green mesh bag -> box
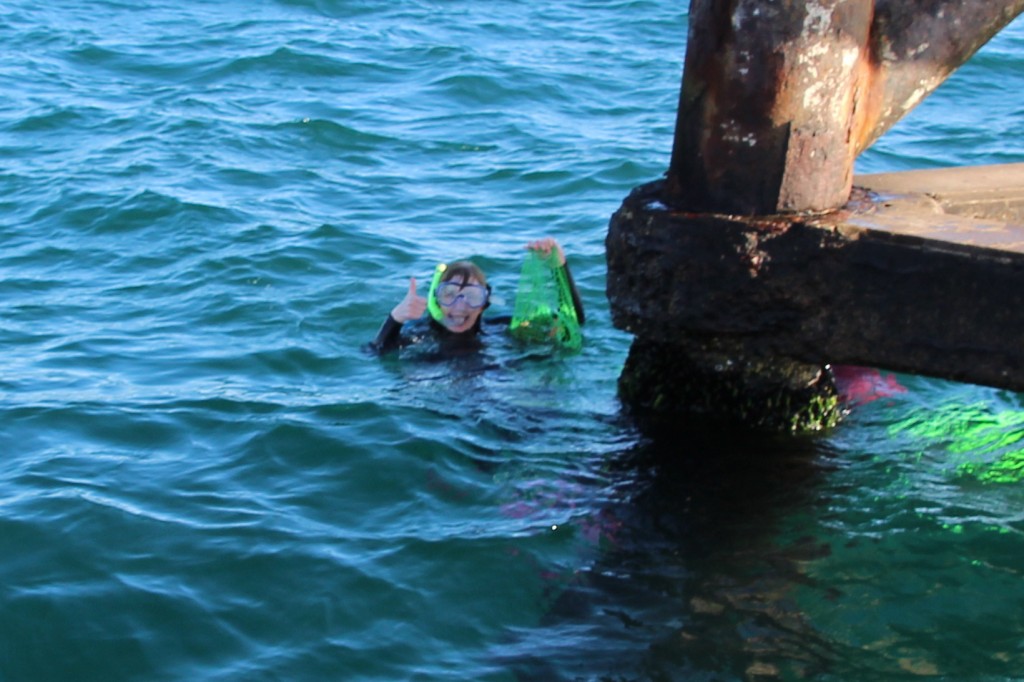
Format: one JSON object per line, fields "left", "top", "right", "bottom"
{"left": 509, "top": 250, "right": 582, "bottom": 350}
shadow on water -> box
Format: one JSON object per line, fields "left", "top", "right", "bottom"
{"left": 370, "top": 333, "right": 855, "bottom": 680}
{"left": 496, "top": 423, "right": 839, "bottom": 682}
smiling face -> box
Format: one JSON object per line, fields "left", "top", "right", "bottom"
{"left": 435, "top": 274, "right": 487, "bottom": 333}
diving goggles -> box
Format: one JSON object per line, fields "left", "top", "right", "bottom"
{"left": 435, "top": 281, "right": 489, "bottom": 308}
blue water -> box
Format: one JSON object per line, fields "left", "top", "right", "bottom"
{"left": 3, "top": 2, "right": 1024, "bottom": 680}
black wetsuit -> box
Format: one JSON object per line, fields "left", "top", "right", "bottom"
{"left": 370, "top": 262, "right": 585, "bottom": 354}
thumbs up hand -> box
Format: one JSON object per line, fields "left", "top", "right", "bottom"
{"left": 391, "top": 277, "right": 427, "bottom": 323}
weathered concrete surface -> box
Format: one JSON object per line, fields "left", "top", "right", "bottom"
{"left": 858, "top": 163, "right": 1024, "bottom": 225}
{"left": 607, "top": 163, "right": 1024, "bottom": 427}
{"left": 665, "top": 0, "right": 1024, "bottom": 215}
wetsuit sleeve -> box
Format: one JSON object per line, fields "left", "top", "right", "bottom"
{"left": 370, "top": 314, "right": 404, "bottom": 353}
{"left": 560, "top": 262, "right": 585, "bottom": 325}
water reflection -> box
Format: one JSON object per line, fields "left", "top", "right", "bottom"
{"left": 383, "top": 341, "right": 1024, "bottom": 680}
{"left": 497, "top": 425, "right": 837, "bottom": 681}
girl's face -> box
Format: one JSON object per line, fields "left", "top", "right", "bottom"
{"left": 435, "top": 275, "right": 487, "bottom": 333}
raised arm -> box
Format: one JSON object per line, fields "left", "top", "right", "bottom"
{"left": 526, "top": 238, "right": 585, "bottom": 325}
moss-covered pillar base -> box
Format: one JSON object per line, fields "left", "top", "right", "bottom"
{"left": 619, "top": 338, "right": 841, "bottom": 434}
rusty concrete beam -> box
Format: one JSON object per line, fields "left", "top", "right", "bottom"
{"left": 667, "top": 0, "right": 873, "bottom": 215}
{"left": 607, "top": 164, "right": 1024, "bottom": 395}
{"left": 665, "top": 0, "right": 1024, "bottom": 216}
{"left": 861, "top": 0, "right": 1024, "bottom": 154}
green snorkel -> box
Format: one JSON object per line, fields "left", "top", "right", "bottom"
{"left": 426, "top": 262, "right": 447, "bottom": 323}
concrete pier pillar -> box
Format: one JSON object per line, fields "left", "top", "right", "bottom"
{"left": 610, "top": 0, "right": 1024, "bottom": 432}
{"left": 667, "top": 0, "right": 873, "bottom": 215}
{"left": 666, "top": 0, "right": 1024, "bottom": 216}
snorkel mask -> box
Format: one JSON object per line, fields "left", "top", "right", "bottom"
{"left": 426, "top": 261, "right": 492, "bottom": 326}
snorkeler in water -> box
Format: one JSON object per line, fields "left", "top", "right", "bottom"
{"left": 370, "top": 237, "right": 585, "bottom": 353}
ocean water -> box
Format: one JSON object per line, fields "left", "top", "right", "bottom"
{"left": 2, "top": 2, "right": 1024, "bottom": 680}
